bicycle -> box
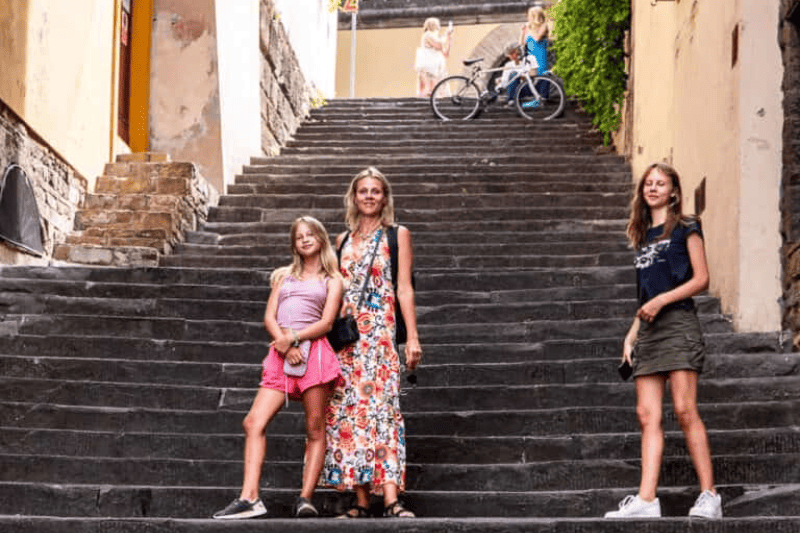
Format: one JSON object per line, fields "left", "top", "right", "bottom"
{"left": 429, "top": 57, "right": 565, "bottom": 122}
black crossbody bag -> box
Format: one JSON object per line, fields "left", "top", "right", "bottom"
{"left": 327, "top": 229, "right": 382, "bottom": 352}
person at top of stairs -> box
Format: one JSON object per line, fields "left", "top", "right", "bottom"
{"left": 321, "top": 167, "right": 421, "bottom": 519}
{"left": 605, "top": 162, "right": 722, "bottom": 520}
{"left": 213, "top": 216, "right": 344, "bottom": 519}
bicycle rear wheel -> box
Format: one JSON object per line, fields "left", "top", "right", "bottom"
{"left": 430, "top": 76, "right": 481, "bottom": 120}
{"left": 515, "top": 76, "right": 565, "bottom": 121}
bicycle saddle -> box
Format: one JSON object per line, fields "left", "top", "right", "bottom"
{"left": 462, "top": 58, "right": 483, "bottom": 66}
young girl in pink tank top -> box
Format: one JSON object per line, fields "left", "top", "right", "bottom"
{"left": 213, "top": 216, "right": 343, "bottom": 520}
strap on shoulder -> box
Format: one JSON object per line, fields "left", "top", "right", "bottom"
{"left": 336, "top": 231, "right": 351, "bottom": 264}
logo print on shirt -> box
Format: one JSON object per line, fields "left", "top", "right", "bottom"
{"left": 635, "top": 239, "right": 671, "bottom": 270}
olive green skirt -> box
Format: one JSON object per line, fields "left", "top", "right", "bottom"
{"left": 632, "top": 306, "right": 705, "bottom": 378}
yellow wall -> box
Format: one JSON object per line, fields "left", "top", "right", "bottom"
{"left": 630, "top": 0, "right": 783, "bottom": 332}
{"left": 0, "top": 0, "right": 118, "bottom": 189}
{"left": 336, "top": 24, "right": 500, "bottom": 98}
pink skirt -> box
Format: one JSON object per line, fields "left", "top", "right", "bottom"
{"left": 260, "top": 337, "right": 343, "bottom": 401}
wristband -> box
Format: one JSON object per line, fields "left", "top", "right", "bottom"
{"left": 291, "top": 329, "right": 300, "bottom": 347}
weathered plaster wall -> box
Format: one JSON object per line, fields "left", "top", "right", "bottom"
{"left": 629, "top": 0, "right": 783, "bottom": 333}
{"left": 150, "top": 0, "right": 224, "bottom": 193}
{"left": 0, "top": 0, "right": 116, "bottom": 189}
{"left": 216, "top": 0, "right": 262, "bottom": 192}
{"left": 335, "top": 24, "right": 501, "bottom": 98}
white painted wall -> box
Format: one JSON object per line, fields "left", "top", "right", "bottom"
{"left": 215, "top": 0, "right": 262, "bottom": 192}
{"left": 274, "top": 0, "right": 338, "bottom": 97}
{"left": 736, "top": 0, "right": 783, "bottom": 331}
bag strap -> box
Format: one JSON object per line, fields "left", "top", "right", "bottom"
{"left": 353, "top": 229, "right": 383, "bottom": 313}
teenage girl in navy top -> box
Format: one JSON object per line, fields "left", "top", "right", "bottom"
{"left": 605, "top": 163, "right": 722, "bottom": 519}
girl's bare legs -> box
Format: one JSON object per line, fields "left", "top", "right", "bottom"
{"left": 635, "top": 374, "right": 667, "bottom": 501}
{"left": 239, "top": 387, "right": 285, "bottom": 501}
{"left": 299, "top": 383, "right": 333, "bottom": 499}
{"left": 669, "top": 370, "right": 715, "bottom": 492}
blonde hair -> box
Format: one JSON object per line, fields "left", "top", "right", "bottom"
{"left": 423, "top": 17, "right": 441, "bottom": 33}
{"left": 526, "top": 6, "right": 549, "bottom": 37}
{"left": 344, "top": 167, "right": 395, "bottom": 232}
{"left": 270, "top": 216, "right": 341, "bottom": 287}
{"left": 626, "top": 162, "right": 694, "bottom": 249}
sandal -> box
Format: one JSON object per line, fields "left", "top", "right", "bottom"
{"left": 336, "top": 505, "right": 370, "bottom": 519}
{"left": 383, "top": 500, "right": 415, "bottom": 518}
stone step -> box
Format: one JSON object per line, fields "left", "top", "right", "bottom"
{"left": 0, "top": 450, "right": 796, "bottom": 492}
{"left": 159, "top": 251, "right": 634, "bottom": 270}
{"left": 0, "top": 350, "right": 791, "bottom": 394}
{"left": 206, "top": 206, "right": 630, "bottom": 225}
{"left": 188, "top": 229, "right": 629, "bottom": 246}
{"left": 3, "top": 399, "right": 797, "bottom": 439}
{"left": 1, "top": 512, "right": 799, "bottom": 529}
{"left": 243, "top": 160, "right": 629, "bottom": 175}
{"left": 74, "top": 210, "right": 181, "bottom": 231}
{"left": 216, "top": 192, "right": 630, "bottom": 210}
{"left": 234, "top": 171, "right": 631, "bottom": 184}
{"left": 52, "top": 244, "right": 161, "bottom": 268}
{"left": 0, "top": 330, "right": 777, "bottom": 368}
{"left": 248, "top": 152, "right": 621, "bottom": 167}
{"left": 3, "top": 426, "right": 796, "bottom": 466}
{"left": 1, "top": 374, "right": 795, "bottom": 412}
{"left": 226, "top": 180, "right": 632, "bottom": 196}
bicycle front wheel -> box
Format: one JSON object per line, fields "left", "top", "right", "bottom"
{"left": 515, "top": 76, "right": 565, "bottom": 121}
{"left": 430, "top": 76, "right": 481, "bottom": 121}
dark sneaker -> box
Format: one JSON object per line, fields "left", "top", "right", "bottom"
{"left": 294, "top": 496, "right": 319, "bottom": 518}
{"left": 212, "top": 498, "right": 267, "bottom": 519}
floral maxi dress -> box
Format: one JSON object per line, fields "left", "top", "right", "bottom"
{"left": 321, "top": 230, "right": 407, "bottom": 494}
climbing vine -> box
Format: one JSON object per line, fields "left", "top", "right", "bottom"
{"left": 550, "top": 0, "right": 630, "bottom": 144}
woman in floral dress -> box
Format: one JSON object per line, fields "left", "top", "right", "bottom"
{"left": 321, "top": 167, "right": 422, "bottom": 518}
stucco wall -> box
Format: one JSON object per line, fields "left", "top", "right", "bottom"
{"left": 0, "top": 0, "right": 116, "bottom": 189}
{"left": 150, "top": 0, "right": 224, "bottom": 193}
{"left": 335, "top": 24, "right": 502, "bottom": 98}
{"left": 629, "top": 0, "right": 783, "bottom": 332}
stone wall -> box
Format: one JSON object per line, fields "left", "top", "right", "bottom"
{"left": 781, "top": 0, "right": 800, "bottom": 343}
{"left": 260, "top": 0, "right": 312, "bottom": 156}
{"left": 0, "top": 99, "right": 87, "bottom": 264}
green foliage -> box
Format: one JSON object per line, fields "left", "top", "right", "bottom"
{"left": 550, "top": 0, "right": 630, "bottom": 144}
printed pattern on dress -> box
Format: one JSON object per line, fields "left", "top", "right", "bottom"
{"left": 321, "top": 231, "right": 406, "bottom": 494}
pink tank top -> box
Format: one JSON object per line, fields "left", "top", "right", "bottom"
{"left": 276, "top": 275, "right": 328, "bottom": 330}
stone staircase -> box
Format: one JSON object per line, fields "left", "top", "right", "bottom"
{"left": 52, "top": 152, "right": 216, "bottom": 267}
{"left": 0, "top": 98, "right": 799, "bottom": 532}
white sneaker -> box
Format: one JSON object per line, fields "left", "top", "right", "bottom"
{"left": 689, "top": 490, "right": 722, "bottom": 519}
{"left": 604, "top": 494, "right": 661, "bottom": 518}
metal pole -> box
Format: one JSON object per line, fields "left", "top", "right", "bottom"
{"left": 349, "top": 11, "right": 356, "bottom": 97}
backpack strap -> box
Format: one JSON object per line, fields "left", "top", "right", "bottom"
{"left": 387, "top": 225, "right": 399, "bottom": 293}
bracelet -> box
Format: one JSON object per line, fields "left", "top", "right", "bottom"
{"left": 291, "top": 329, "right": 300, "bottom": 347}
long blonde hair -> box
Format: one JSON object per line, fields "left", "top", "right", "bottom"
{"left": 423, "top": 17, "right": 441, "bottom": 33}
{"left": 526, "top": 6, "right": 549, "bottom": 38}
{"left": 270, "top": 216, "right": 341, "bottom": 287}
{"left": 344, "top": 167, "right": 396, "bottom": 232}
{"left": 626, "top": 162, "right": 695, "bottom": 249}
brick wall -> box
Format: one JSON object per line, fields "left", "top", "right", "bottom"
{"left": 780, "top": 0, "right": 800, "bottom": 341}
{"left": 260, "top": 0, "right": 311, "bottom": 156}
{"left": 0, "top": 99, "right": 87, "bottom": 264}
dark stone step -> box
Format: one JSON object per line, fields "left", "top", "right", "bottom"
{"left": 216, "top": 192, "right": 630, "bottom": 210}
{"left": 3, "top": 424, "right": 796, "bottom": 466}
{"left": 188, "top": 229, "right": 630, "bottom": 247}
{"left": 234, "top": 171, "right": 631, "bottom": 185}
{"left": 160, "top": 251, "right": 634, "bottom": 270}
{"left": 0, "top": 265, "right": 272, "bottom": 287}
{"left": 226, "top": 180, "right": 631, "bottom": 196}
{"left": 4, "top": 399, "right": 797, "bottom": 436}
{"left": 1, "top": 374, "right": 796, "bottom": 412}
{"left": 2, "top": 345, "right": 783, "bottom": 392}
{"left": 0, "top": 482, "right": 729, "bottom": 520}
{"left": 0, "top": 451, "right": 796, "bottom": 491}
{"left": 242, "top": 161, "right": 629, "bottom": 176}
{"left": 171, "top": 240, "right": 632, "bottom": 258}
